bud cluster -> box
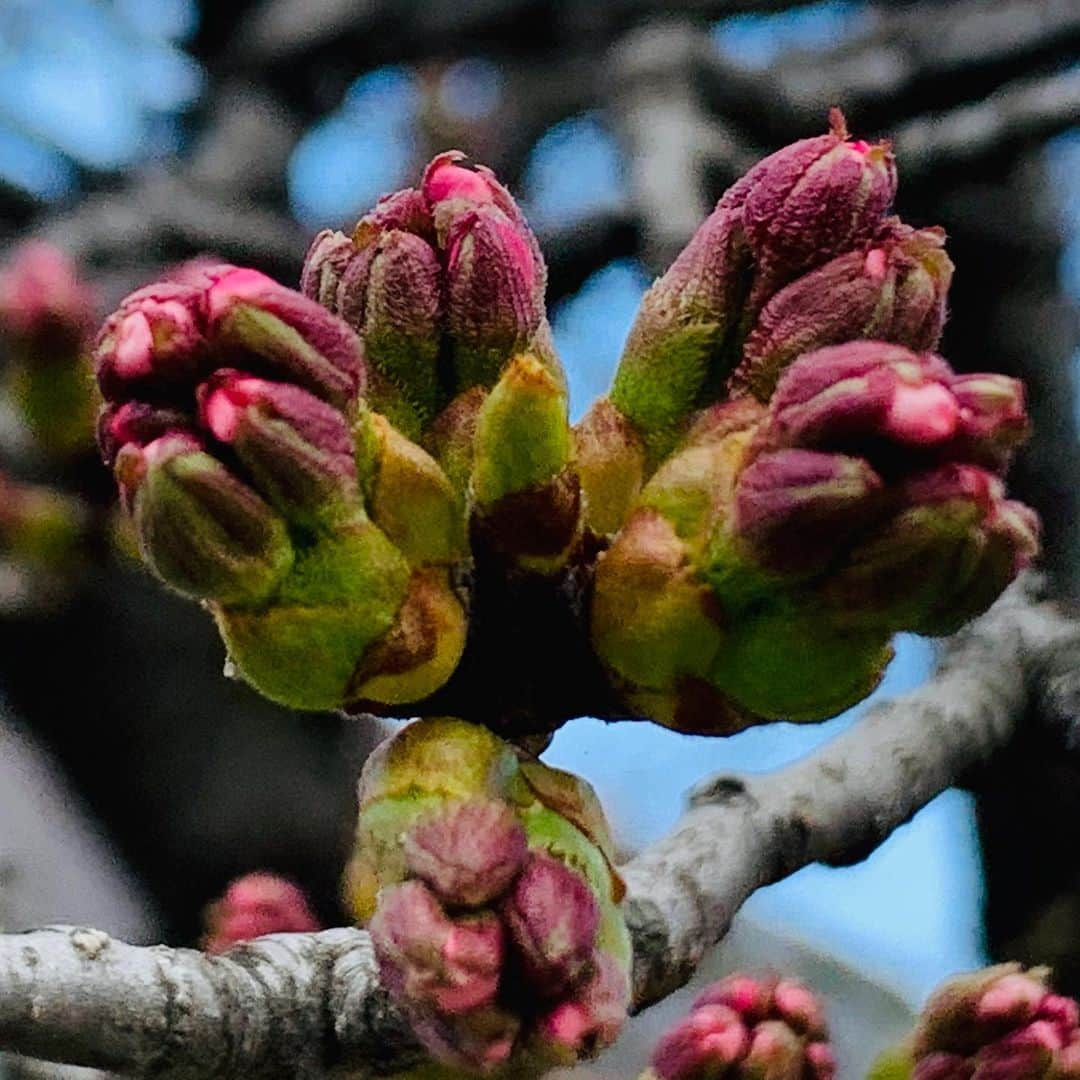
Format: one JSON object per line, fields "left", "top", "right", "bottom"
{"left": 302, "top": 152, "right": 578, "bottom": 571}
{"left": 869, "top": 965, "right": 1080, "bottom": 1080}
{"left": 0, "top": 240, "right": 98, "bottom": 455}
{"left": 641, "top": 972, "right": 835, "bottom": 1080}
{"left": 591, "top": 340, "right": 1038, "bottom": 731}
{"left": 94, "top": 262, "right": 468, "bottom": 711}
{"left": 346, "top": 718, "right": 631, "bottom": 1074}
{"left": 201, "top": 872, "right": 321, "bottom": 955}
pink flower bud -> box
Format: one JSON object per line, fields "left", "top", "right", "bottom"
{"left": 299, "top": 229, "right": 357, "bottom": 310}
{"left": 947, "top": 374, "right": 1029, "bottom": 473}
{"left": 206, "top": 266, "right": 365, "bottom": 408}
{"left": 758, "top": 341, "right": 960, "bottom": 455}
{"left": 201, "top": 872, "right": 320, "bottom": 954}
{"left": 370, "top": 880, "right": 504, "bottom": 1015}
{"left": 97, "top": 401, "right": 193, "bottom": 469}
{"left": 501, "top": 851, "right": 600, "bottom": 997}
{"left": 0, "top": 240, "right": 95, "bottom": 354}
{"left": 403, "top": 798, "right": 528, "bottom": 908}
{"left": 737, "top": 110, "right": 896, "bottom": 303}
{"left": 536, "top": 952, "right": 631, "bottom": 1060}
{"left": 650, "top": 974, "right": 832, "bottom": 1080}
{"left": 94, "top": 281, "right": 207, "bottom": 400}
{"left": 197, "top": 370, "right": 358, "bottom": 527}
{"left": 733, "top": 449, "right": 884, "bottom": 574}
{"left": 735, "top": 224, "right": 953, "bottom": 400}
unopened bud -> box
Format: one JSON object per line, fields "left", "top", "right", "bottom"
{"left": 536, "top": 952, "right": 631, "bottom": 1063}
{"left": 197, "top": 371, "right": 359, "bottom": 528}
{"left": 206, "top": 266, "right": 364, "bottom": 408}
{"left": 947, "top": 373, "right": 1029, "bottom": 473}
{"left": 119, "top": 434, "right": 293, "bottom": 605}
{"left": 501, "top": 852, "right": 600, "bottom": 997}
{"left": 201, "top": 872, "right": 320, "bottom": 954}
{"left": 574, "top": 398, "right": 647, "bottom": 537}
{"left": 736, "top": 225, "right": 952, "bottom": 400}
{"left": 404, "top": 799, "right": 527, "bottom": 908}
{"left": 371, "top": 879, "right": 504, "bottom": 1015}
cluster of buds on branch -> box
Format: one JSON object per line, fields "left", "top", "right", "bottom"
{"left": 0, "top": 240, "right": 98, "bottom": 457}
{"left": 93, "top": 115, "right": 1037, "bottom": 733}
{"left": 588, "top": 112, "right": 1038, "bottom": 732}
{"left": 870, "top": 965, "right": 1080, "bottom": 1079}
{"left": 345, "top": 718, "right": 631, "bottom": 1074}
{"left": 641, "top": 972, "right": 835, "bottom": 1080}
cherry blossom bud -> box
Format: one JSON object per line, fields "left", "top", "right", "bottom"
{"left": 95, "top": 281, "right": 207, "bottom": 400}
{"left": 117, "top": 433, "right": 293, "bottom": 605}
{"left": 643, "top": 973, "right": 834, "bottom": 1080}
{"left": 501, "top": 852, "right": 600, "bottom": 997}
{"left": 206, "top": 267, "right": 365, "bottom": 408}
{"left": 536, "top": 952, "right": 631, "bottom": 1063}
{"left": 733, "top": 449, "right": 884, "bottom": 574}
{"left": 737, "top": 109, "right": 896, "bottom": 306}
{"left": 299, "top": 229, "right": 356, "bottom": 310}
{"left": 404, "top": 799, "right": 527, "bottom": 908}
{"left": 900, "top": 966, "right": 1080, "bottom": 1080}
{"left": 197, "top": 371, "right": 359, "bottom": 527}
{"left": 947, "top": 373, "right": 1029, "bottom": 473}
{"left": 201, "top": 872, "right": 320, "bottom": 954}
{"left": 736, "top": 224, "right": 952, "bottom": 400}
{"left": 826, "top": 465, "right": 1040, "bottom": 635}
{"left": 371, "top": 880, "right": 505, "bottom": 1015}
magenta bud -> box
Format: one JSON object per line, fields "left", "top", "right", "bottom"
{"left": 446, "top": 204, "right": 545, "bottom": 390}
{"left": 737, "top": 111, "right": 897, "bottom": 303}
{"left": 773, "top": 979, "right": 828, "bottom": 1039}
{"left": 536, "top": 951, "right": 631, "bottom": 1060}
{"left": 913, "top": 1052, "right": 973, "bottom": 1080}
{"left": 695, "top": 973, "right": 775, "bottom": 1023}
{"left": 370, "top": 880, "right": 505, "bottom": 1015}
{"left": 422, "top": 151, "right": 530, "bottom": 245}
{"left": 733, "top": 448, "right": 884, "bottom": 574}
{"left": 805, "top": 1041, "right": 837, "bottom": 1080}
{"left": 501, "top": 852, "right": 600, "bottom": 997}
{"left": 354, "top": 186, "right": 434, "bottom": 246}
{"left": 97, "top": 401, "right": 192, "bottom": 469}
{"left": 0, "top": 240, "right": 95, "bottom": 355}
{"left": 947, "top": 373, "right": 1030, "bottom": 473}
{"left": 205, "top": 267, "right": 365, "bottom": 408}
{"left": 742, "top": 1019, "right": 805, "bottom": 1080}
{"left": 649, "top": 1004, "right": 750, "bottom": 1079}
{"left": 197, "top": 370, "right": 358, "bottom": 527}
{"left": 201, "top": 872, "right": 320, "bottom": 954}
{"left": 403, "top": 798, "right": 528, "bottom": 908}
{"left": 117, "top": 433, "right": 293, "bottom": 604}
{"left": 409, "top": 1007, "right": 520, "bottom": 1075}
{"left": 759, "top": 341, "right": 961, "bottom": 456}
{"left": 94, "top": 281, "right": 207, "bottom": 400}
{"left": 735, "top": 224, "right": 953, "bottom": 400}
{"left": 299, "top": 229, "right": 357, "bottom": 310}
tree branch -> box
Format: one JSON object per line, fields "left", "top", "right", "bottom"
{"left": 1, "top": 579, "right": 1075, "bottom": 1075}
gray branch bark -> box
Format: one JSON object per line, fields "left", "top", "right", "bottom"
{"left": 0, "top": 579, "right": 1076, "bottom": 1076}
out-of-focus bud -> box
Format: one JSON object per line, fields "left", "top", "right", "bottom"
{"left": 0, "top": 241, "right": 98, "bottom": 456}
{"left": 866, "top": 965, "right": 1080, "bottom": 1080}
{"left": 201, "top": 872, "right": 321, "bottom": 954}
{"left": 349, "top": 718, "right": 631, "bottom": 1073}
{"left": 501, "top": 852, "right": 600, "bottom": 997}
{"left": 735, "top": 224, "right": 953, "bottom": 400}
{"left": 0, "top": 240, "right": 95, "bottom": 355}
{"left": 117, "top": 433, "right": 294, "bottom": 605}
{"left": 640, "top": 973, "right": 834, "bottom": 1080}
{"left": 404, "top": 798, "right": 527, "bottom": 908}
{"left": 574, "top": 398, "right": 647, "bottom": 537}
